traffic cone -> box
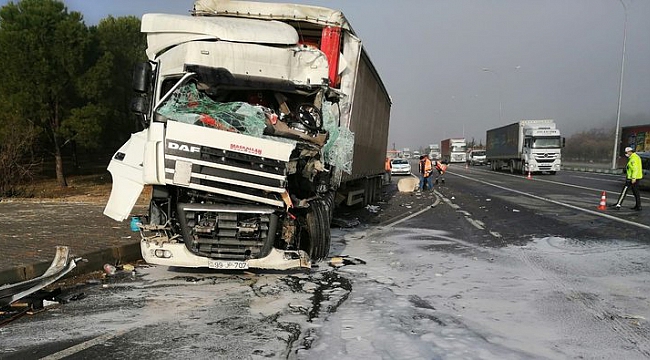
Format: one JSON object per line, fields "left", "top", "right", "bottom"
{"left": 597, "top": 191, "right": 607, "bottom": 210}
{"left": 526, "top": 170, "right": 532, "bottom": 180}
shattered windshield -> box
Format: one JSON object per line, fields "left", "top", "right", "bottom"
{"left": 155, "top": 82, "right": 355, "bottom": 174}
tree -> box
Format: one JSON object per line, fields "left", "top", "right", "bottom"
{"left": 0, "top": 0, "right": 90, "bottom": 186}
{"left": 0, "top": 99, "right": 40, "bottom": 197}
{"left": 564, "top": 127, "right": 614, "bottom": 162}
{"left": 71, "top": 16, "right": 146, "bottom": 153}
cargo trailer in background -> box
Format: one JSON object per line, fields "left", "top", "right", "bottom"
{"left": 440, "top": 138, "right": 467, "bottom": 163}
{"left": 486, "top": 119, "right": 563, "bottom": 174}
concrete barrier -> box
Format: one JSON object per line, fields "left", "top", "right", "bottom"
{"left": 397, "top": 176, "right": 419, "bottom": 193}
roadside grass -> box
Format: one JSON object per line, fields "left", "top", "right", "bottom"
{"left": 13, "top": 172, "right": 151, "bottom": 205}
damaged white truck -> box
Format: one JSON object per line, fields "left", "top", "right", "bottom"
{"left": 103, "top": 1, "right": 391, "bottom": 270}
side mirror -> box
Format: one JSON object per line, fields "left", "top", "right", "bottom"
{"left": 562, "top": 137, "right": 566, "bottom": 148}
{"left": 132, "top": 62, "right": 152, "bottom": 93}
{"left": 131, "top": 95, "right": 149, "bottom": 115}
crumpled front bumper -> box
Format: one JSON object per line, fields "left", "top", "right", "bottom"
{"left": 141, "top": 241, "right": 311, "bottom": 270}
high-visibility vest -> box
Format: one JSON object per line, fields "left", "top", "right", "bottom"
{"left": 385, "top": 158, "right": 392, "bottom": 171}
{"left": 421, "top": 158, "right": 432, "bottom": 176}
{"left": 435, "top": 161, "right": 447, "bottom": 173}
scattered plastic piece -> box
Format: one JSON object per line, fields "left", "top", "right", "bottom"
{"left": 103, "top": 264, "right": 117, "bottom": 276}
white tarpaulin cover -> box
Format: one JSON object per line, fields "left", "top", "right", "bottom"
{"left": 193, "top": 0, "right": 352, "bottom": 31}
{"left": 142, "top": 13, "right": 298, "bottom": 58}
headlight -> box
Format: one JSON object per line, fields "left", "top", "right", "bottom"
{"left": 154, "top": 249, "right": 172, "bottom": 258}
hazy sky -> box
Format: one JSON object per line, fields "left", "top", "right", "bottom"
{"left": 6, "top": 0, "right": 649, "bottom": 151}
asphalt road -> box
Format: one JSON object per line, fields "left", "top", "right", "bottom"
{"left": 2, "top": 165, "right": 650, "bottom": 359}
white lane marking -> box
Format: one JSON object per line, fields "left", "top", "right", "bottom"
{"left": 448, "top": 171, "right": 650, "bottom": 231}
{"left": 461, "top": 168, "right": 649, "bottom": 201}
{"left": 41, "top": 328, "right": 130, "bottom": 360}
{"left": 434, "top": 190, "right": 485, "bottom": 231}
{"left": 466, "top": 218, "right": 485, "bottom": 230}
{"left": 490, "top": 231, "right": 502, "bottom": 238}
{"left": 386, "top": 196, "right": 440, "bottom": 228}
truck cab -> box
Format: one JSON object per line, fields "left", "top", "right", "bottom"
{"left": 522, "top": 125, "right": 563, "bottom": 174}
{"left": 103, "top": 1, "right": 391, "bottom": 271}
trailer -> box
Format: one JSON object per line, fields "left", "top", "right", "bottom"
{"left": 620, "top": 125, "right": 650, "bottom": 154}
{"left": 486, "top": 119, "right": 563, "bottom": 174}
{"left": 103, "top": 0, "right": 391, "bottom": 270}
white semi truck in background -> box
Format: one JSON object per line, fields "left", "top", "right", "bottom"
{"left": 486, "top": 119, "right": 563, "bottom": 174}
{"left": 428, "top": 144, "right": 440, "bottom": 160}
{"left": 103, "top": 0, "right": 391, "bottom": 270}
{"left": 440, "top": 138, "right": 467, "bottom": 163}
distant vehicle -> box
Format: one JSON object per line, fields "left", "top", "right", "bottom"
{"left": 440, "top": 138, "right": 467, "bottom": 163}
{"left": 402, "top": 147, "right": 411, "bottom": 159}
{"left": 390, "top": 158, "right": 412, "bottom": 175}
{"left": 413, "top": 150, "right": 421, "bottom": 157}
{"left": 486, "top": 119, "right": 563, "bottom": 174}
{"left": 619, "top": 125, "right": 650, "bottom": 168}
{"left": 468, "top": 149, "right": 487, "bottom": 166}
{"left": 428, "top": 144, "right": 440, "bottom": 160}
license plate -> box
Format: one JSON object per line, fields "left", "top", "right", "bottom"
{"left": 208, "top": 260, "right": 248, "bottom": 270}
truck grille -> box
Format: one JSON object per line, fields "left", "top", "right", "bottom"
{"left": 177, "top": 203, "right": 278, "bottom": 260}
{"left": 164, "top": 140, "right": 287, "bottom": 207}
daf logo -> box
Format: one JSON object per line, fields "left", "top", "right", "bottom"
{"left": 168, "top": 141, "right": 200, "bottom": 153}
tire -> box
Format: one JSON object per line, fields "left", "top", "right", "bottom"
{"left": 322, "top": 190, "right": 336, "bottom": 222}
{"left": 304, "top": 200, "right": 331, "bottom": 262}
{"left": 510, "top": 160, "right": 515, "bottom": 174}
{"left": 521, "top": 162, "right": 527, "bottom": 175}
{"left": 549, "top": 171, "right": 557, "bottom": 175}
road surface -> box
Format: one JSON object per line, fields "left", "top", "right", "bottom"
{"left": 1, "top": 166, "right": 649, "bottom": 359}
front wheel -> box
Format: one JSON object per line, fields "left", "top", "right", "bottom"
{"left": 304, "top": 200, "right": 331, "bottom": 262}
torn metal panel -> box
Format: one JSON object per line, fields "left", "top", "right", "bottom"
{"left": 0, "top": 246, "right": 79, "bottom": 307}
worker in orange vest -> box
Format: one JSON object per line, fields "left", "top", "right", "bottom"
{"left": 384, "top": 157, "right": 392, "bottom": 185}
{"left": 433, "top": 160, "right": 448, "bottom": 184}
{"left": 418, "top": 155, "right": 433, "bottom": 191}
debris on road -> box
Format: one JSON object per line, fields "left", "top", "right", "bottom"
{"left": 328, "top": 255, "right": 367, "bottom": 268}
{"left": 365, "top": 205, "right": 380, "bottom": 213}
{"left": 122, "top": 264, "right": 135, "bottom": 272}
{"left": 331, "top": 217, "right": 361, "bottom": 228}
{"left": 103, "top": 263, "right": 117, "bottom": 276}
{"left": 0, "top": 246, "right": 80, "bottom": 308}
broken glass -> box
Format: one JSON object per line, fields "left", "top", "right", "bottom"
{"left": 157, "top": 83, "right": 268, "bottom": 137}
{"left": 322, "top": 101, "right": 354, "bottom": 174}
